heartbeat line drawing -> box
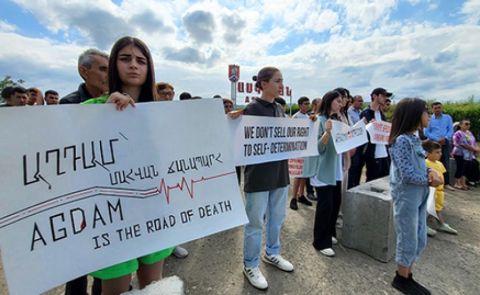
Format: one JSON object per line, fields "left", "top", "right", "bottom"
{"left": 0, "top": 171, "right": 235, "bottom": 229}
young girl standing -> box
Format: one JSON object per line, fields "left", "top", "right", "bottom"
{"left": 242, "top": 67, "right": 294, "bottom": 290}
{"left": 303, "top": 90, "right": 343, "bottom": 257}
{"left": 389, "top": 98, "right": 442, "bottom": 295}
{"left": 83, "top": 36, "right": 174, "bottom": 295}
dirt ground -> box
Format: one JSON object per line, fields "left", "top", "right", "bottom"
{"left": 1, "top": 183, "right": 479, "bottom": 295}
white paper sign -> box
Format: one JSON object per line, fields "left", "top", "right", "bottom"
{"left": 427, "top": 187, "right": 438, "bottom": 219}
{"left": 0, "top": 100, "right": 248, "bottom": 295}
{"left": 331, "top": 120, "right": 368, "bottom": 154}
{"left": 228, "top": 115, "right": 320, "bottom": 166}
{"left": 366, "top": 121, "right": 392, "bottom": 145}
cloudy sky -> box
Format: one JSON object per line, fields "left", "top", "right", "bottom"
{"left": 0, "top": 0, "right": 479, "bottom": 104}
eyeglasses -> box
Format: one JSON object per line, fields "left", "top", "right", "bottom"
{"left": 159, "top": 91, "right": 174, "bottom": 96}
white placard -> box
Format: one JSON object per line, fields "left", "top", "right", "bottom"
{"left": 288, "top": 158, "right": 304, "bottom": 177}
{"left": 331, "top": 120, "right": 368, "bottom": 154}
{"left": 366, "top": 121, "right": 392, "bottom": 145}
{"left": 0, "top": 100, "right": 248, "bottom": 295}
{"left": 228, "top": 115, "right": 320, "bottom": 166}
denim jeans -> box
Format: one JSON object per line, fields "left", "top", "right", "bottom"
{"left": 391, "top": 183, "right": 429, "bottom": 267}
{"left": 243, "top": 186, "right": 288, "bottom": 268}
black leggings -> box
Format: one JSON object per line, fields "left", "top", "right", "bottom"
{"left": 454, "top": 155, "right": 466, "bottom": 179}
{"left": 312, "top": 181, "right": 342, "bottom": 250}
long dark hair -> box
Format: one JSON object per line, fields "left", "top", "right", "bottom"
{"left": 319, "top": 90, "right": 341, "bottom": 119}
{"left": 334, "top": 87, "right": 350, "bottom": 115}
{"left": 389, "top": 97, "right": 427, "bottom": 144}
{"left": 252, "top": 66, "right": 279, "bottom": 91}
{"left": 108, "top": 36, "right": 157, "bottom": 102}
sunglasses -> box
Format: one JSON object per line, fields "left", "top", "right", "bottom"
{"left": 159, "top": 91, "right": 174, "bottom": 96}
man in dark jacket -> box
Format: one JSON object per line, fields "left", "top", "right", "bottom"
{"left": 61, "top": 48, "right": 108, "bottom": 295}
{"left": 60, "top": 48, "right": 108, "bottom": 104}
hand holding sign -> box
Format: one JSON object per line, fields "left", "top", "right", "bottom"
{"left": 331, "top": 120, "right": 368, "bottom": 154}
{"left": 325, "top": 119, "right": 333, "bottom": 133}
{"left": 366, "top": 121, "right": 392, "bottom": 145}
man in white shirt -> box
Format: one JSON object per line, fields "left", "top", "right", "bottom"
{"left": 359, "top": 88, "right": 392, "bottom": 182}
{"left": 290, "top": 96, "right": 314, "bottom": 209}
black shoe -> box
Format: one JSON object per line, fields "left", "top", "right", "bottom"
{"left": 289, "top": 198, "right": 298, "bottom": 210}
{"left": 306, "top": 192, "right": 317, "bottom": 201}
{"left": 409, "top": 273, "right": 431, "bottom": 295}
{"left": 391, "top": 272, "right": 424, "bottom": 295}
{"left": 298, "top": 195, "right": 313, "bottom": 206}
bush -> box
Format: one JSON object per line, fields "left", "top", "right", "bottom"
{"left": 388, "top": 101, "right": 480, "bottom": 138}
{"left": 442, "top": 102, "right": 480, "bottom": 137}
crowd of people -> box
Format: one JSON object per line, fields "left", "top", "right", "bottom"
{"left": 1, "top": 35, "right": 479, "bottom": 295}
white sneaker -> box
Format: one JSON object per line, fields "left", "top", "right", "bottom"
{"left": 243, "top": 266, "right": 268, "bottom": 290}
{"left": 262, "top": 254, "right": 294, "bottom": 272}
{"left": 173, "top": 246, "right": 189, "bottom": 258}
{"left": 320, "top": 248, "right": 335, "bottom": 257}
{"left": 332, "top": 237, "right": 338, "bottom": 245}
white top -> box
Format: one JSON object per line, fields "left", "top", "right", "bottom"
{"left": 374, "top": 110, "right": 388, "bottom": 159}
{"left": 293, "top": 111, "right": 309, "bottom": 119}
{"left": 310, "top": 156, "right": 343, "bottom": 187}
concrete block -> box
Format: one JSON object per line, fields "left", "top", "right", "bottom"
{"left": 342, "top": 177, "right": 395, "bottom": 262}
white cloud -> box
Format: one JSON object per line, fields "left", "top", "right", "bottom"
{"left": 11, "top": 0, "right": 179, "bottom": 49}
{"left": 427, "top": 3, "right": 438, "bottom": 11}
{"left": 406, "top": 0, "right": 421, "bottom": 5}
{"left": 1, "top": 0, "right": 479, "bottom": 102}
{"left": 461, "top": 0, "right": 480, "bottom": 24}
{"left": 255, "top": 1, "right": 339, "bottom": 33}
{"left": 0, "top": 32, "right": 85, "bottom": 94}
{"left": 304, "top": 9, "right": 339, "bottom": 33}
{"left": 0, "top": 20, "right": 16, "bottom": 32}
{"left": 335, "top": 0, "right": 397, "bottom": 34}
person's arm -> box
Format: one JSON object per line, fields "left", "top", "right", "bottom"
{"left": 227, "top": 109, "right": 243, "bottom": 119}
{"left": 454, "top": 131, "right": 474, "bottom": 151}
{"left": 317, "top": 118, "right": 331, "bottom": 154}
{"left": 391, "top": 136, "right": 428, "bottom": 185}
{"left": 82, "top": 92, "right": 135, "bottom": 110}
{"left": 359, "top": 110, "right": 372, "bottom": 123}
{"left": 106, "top": 92, "right": 135, "bottom": 111}
{"left": 424, "top": 120, "right": 436, "bottom": 141}
{"left": 343, "top": 152, "right": 351, "bottom": 172}
{"left": 347, "top": 109, "right": 354, "bottom": 125}
{"left": 452, "top": 131, "right": 460, "bottom": 147}
{"left": 445, "top": 115, "right": 453, "bottom": 140}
